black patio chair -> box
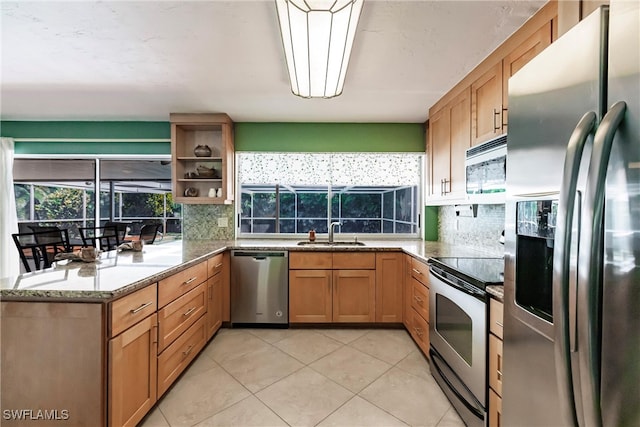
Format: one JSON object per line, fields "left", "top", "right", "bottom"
{"left": 78, "top": 225, "right": 121, "bottom": 251}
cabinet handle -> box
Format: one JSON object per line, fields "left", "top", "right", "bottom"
{"left": 502, "top": 107, "right": 508, "bottom": 128}
{"left": 152, "top": 324, "right": 158, "bottom": 345}
{"left": 497, "top": 369, "right": 503, "bottom": 381}
{"left": 493, "top": 108, "right": 501, "bottom": 131}
{"left": 442, "top": 178, "right": 450, "bottom": 195}
{"left": 183, "top": 276, "right": 197, "bottom": 285}
{"left": 496, "top": 321, "right": 504, "bottom": 327}
{"left": 214, "top": 263, "right": 223, "bottom": 268}
{"left": 183, "top": 306, "right": 196, "bottom": 317}
{"left": 414, "top": 327, "right": 423, "bottom": 337}
{"left": 182, "top": 344, "right": 195, "bottom": 357}
{"left": 130, "top": 301, "right": 152, "bottom": 314}
{"left": 412, "top": 268, "right": 422, "bottom": 275}
{"left": 208, "top": 286, "right": 213, "bottom": 300}
{"left": 413, "top": 295, "right": 423, "bottom": 304}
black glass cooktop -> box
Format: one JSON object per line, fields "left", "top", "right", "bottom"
{"left": 429, "top": 257, "right": 505, "bottom": 290}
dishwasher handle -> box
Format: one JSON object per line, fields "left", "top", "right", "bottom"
{"left": 231, "top": 251, "right": 288, "bottom": 259}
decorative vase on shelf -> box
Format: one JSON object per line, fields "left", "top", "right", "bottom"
{"left": 208, "top": 188, "right": 216, "bottom": 198}
{"left": 194, "top": 145, "right": 212, "bottom": 157}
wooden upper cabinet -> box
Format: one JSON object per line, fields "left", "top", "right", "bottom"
{"left": 428, "top": 106, "right": 451, "bottom": 198}
{"left": 449, "top": 87, "right": 471, "bottom": 194}
{"left": 427, "top": 86, "right": 470, "bottom": 200}
{"left": 170, "top": 113, "right": 234, "bottom": 205}
{"left": 471, "top": 61, "right": 504, "bottom": 145}
{"left": 502, "top": 21, "right": 553, "bottom": 128}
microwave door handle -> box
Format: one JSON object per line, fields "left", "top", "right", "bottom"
{"left": 552, "top": 110, "right": 597, "bottom": 427}
{"left": 578, "top": 101, "right": 627, "bottom": 427}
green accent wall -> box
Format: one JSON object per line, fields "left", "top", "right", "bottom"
{"left": 424, "top": 206, "right": 439, "bottom": 241}
{"left": 2, "top": 121, "right": 426, "bottom": 154}
{"left": 1, "top": 121, "right": 171, "bottom": 155}
{"left": 235, "top": 123, "right": 425, "bottom": 152}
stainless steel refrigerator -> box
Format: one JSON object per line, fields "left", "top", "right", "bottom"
{"left": 503, "top": 1, "right": 639, "bottom": 426}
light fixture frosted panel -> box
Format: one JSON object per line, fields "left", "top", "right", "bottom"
{"left": 275, "top": 0, "right": 364, "bottom": 98}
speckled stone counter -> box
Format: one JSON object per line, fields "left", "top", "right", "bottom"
{"left": 0, "top": 238, "right": 497, "bottom": 302}
{"left": 486, "top": 285, "right": 504, "bottom": 301}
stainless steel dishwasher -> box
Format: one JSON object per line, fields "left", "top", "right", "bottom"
{"left": 231, "top": 250, "right": 288, "bottom": 325}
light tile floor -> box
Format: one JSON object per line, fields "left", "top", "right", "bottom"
{"left": 140, "top": 328, "right": 465, "bottom": 427}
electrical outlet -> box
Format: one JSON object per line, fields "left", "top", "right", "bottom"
{"left": 217, "top": 217, "right": 228, "bottom": 228}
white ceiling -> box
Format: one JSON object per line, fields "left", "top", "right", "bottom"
{"left": 1, "top": 0, "right": 546, "bottom": 123}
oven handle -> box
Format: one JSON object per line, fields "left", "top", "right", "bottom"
{"left": 429, "top": 348, "right": 484, "bottom": 419}
{"left": 429, "top": 265, "right": 485, "bottom": 299}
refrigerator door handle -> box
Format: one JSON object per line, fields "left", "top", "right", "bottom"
{"left": 552, "top": 111, "right": 597, "bottom": 427}
{"left": 580, "top": 101, "right": 627, "bottom": 427}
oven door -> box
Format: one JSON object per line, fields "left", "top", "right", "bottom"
{"left": 429, "top": 267, "right": 487, "bottom": 406}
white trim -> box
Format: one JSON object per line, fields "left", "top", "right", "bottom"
{"left": 13, "top": 138, "right": 170, "bottom": 143}
{"left": 14, "top": 154, "right": 170, "bottom": 159}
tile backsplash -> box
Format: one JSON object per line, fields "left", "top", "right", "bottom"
{"left": 182, "top": 204, "right": 235, "bottom": 240}
{"left": 438, "top": 204, "right": 505, "bottom": 257}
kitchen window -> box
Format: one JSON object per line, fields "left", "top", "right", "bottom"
{"left": 13, "top": 157, "right": 181, "bottom": 239}
{"left": 237, "top": 153, "right": 423, "bottom": 237}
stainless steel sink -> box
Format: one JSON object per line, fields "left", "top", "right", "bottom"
{"left": 296, "top": 241, "right": 365, "bottom": 246}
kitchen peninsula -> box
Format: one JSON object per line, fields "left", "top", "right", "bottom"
{"left": 0, "top": 239, "right": 498, "bottom": 426}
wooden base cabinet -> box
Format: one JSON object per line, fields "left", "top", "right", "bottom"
{"left": 206, "top": 273, "right": 223, "bottom": 339}
{"left": 109, "top": 313, "right": 158, "bottom": 427}
{"left": 157, "top": 316, "right": 207, "bottom": 397}
{"left": 407, "top": 257, "right": 431, "bottom": 356}
{"left": 333, "top": 269, "right": 375, "bottom": 322}
{"left": 289, "top": 251, "right": 389, "bottom": 324}
{"left": 489, "top": 388, "right": 503, "bottom": 427}
{"left": 488, "top": 298, "right": 504, "bottom": 427}
{"left": 375, "top": 252, "right": 403, "bottom": 323}
{"left": 289, "top": 269, "right": 332, "bottom": 323}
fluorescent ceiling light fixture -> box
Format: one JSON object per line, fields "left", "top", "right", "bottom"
{"left": 276, "top": 0, "right": 364, "bottom": 98}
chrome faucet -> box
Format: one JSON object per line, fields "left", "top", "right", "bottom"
{"left": 329, "top": 222, "right": 341, "bottom": 243}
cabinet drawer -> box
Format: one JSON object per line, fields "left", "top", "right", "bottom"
{"left": 207, "top": 252, "right": 224, "bottom": 277}
{"left": 333, "top": 252, "right": 375, "bottom": 269}
{"left": 410, "top": 257, "right": 429, "bottom": 285}
{"left": 158, "top": 283, "right": 207, "bottom": 353}
{"left": 289, "top": 252, "right": 332, "bottom": 269}
{"left": 158, "top": 261, "right": 207, "bottom": 308}
{"left": 110, "top": 284, "right": 157, "bottom": 338}
{"left": 489, "top": 333, "right": 503, "bottom": 396}
{"left": 411, "top": 277, "right": 429, "bottom": 321}
{"left": 489, "top": 388, "right": 503, "bottom": 427}
{"left": 157, "top": 315, "right": 207, "bottom": 398}
{"left": 410, "top": 307, "right": 430, "bottom": 356}
{"left": 489, "top": 298, "right": 504, "bottom": 339}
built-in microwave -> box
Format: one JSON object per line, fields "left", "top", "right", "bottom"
{"left": 465, "top": 134, "right": 507, "bottom": 201}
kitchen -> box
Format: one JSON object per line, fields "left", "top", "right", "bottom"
{"left": 1, "top": 1, "right": 638, "bottom": 426}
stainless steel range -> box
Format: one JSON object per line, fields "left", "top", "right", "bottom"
{"left": 428, "top": 257, "right": 504, "bottom": 427}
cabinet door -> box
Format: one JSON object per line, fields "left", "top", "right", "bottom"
{"left": 109, "top": 313, "right": 157, "bottom": 427}
{"left": 375, "top": 252, "right": 403, "bottom": 323}
{"left": 471, "top": 61, "right": 503, "bottom": 145}
{"left": 489, "top": 388, "right": 503, "bottom": 427}
{"left": 333, "top": 270, "right": 375, "bottom": 323}
{"left": 502, "top": 21, "right": 552, "bottom": 128}
{"left": 289, "top": 270, "right": 332, "bottom": 323}
{"left": 428, "top": 107, "right": 451, "bottom": 197}
{"left": 449, "top": 87, "right": 471, "bottom": 195}
{"left": 207, "top": 274, "right": 223, "bottom": 340}
{"left": 403, "top": 254, "right": 413, "bottom": 329}
{"left": 489, "top": 333, "right": 504, "bottom": 396}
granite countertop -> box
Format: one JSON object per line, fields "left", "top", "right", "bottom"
{"left": 0, "top": 238, "right": 500, "bottom": 302}
{"left": 486, "top": 285, "right": 504, "bottom": 301}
